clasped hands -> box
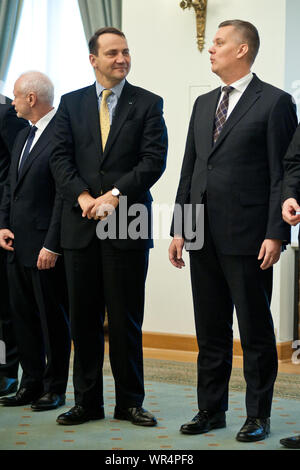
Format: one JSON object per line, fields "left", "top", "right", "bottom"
{"left": 78, "top": 190, "right": 119, "bottom": 221}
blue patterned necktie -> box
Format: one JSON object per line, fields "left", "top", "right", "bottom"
{"left": 18, "top": 125, "right": 38, "bottom": 176}
{"left": 213, "top": 86, "right": 234, "bottom": 144}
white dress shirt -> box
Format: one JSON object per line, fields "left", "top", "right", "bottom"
{"left": 95, "top": 79, "right": 125, "bottom": 124}
{"left": 18, "top": 108, "right": 56, "bottom": 169}
{"left": 217, "top": 72, "right": 254, "bottom": 119}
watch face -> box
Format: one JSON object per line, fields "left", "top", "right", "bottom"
{"left": 112, "top": 188, "right": 120, "bottom": 197}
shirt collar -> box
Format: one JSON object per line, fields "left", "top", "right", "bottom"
{"left": 221, "top": 72, "right": 253, "bottom": 93}
{"left": 31, "top": 108, "right": 56, "bottom": 132}
{"left": 96, "top": 79, "right": 126, "bottom": 99}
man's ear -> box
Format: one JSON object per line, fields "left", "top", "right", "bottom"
{"left": 89, "top": 54, "right": 96, "bottom": 69}
{"left": 237, "top": 43, "right": 249, "bottom": 60}
{"left": 28, "top": 92, "right": 37, "bottom": 107}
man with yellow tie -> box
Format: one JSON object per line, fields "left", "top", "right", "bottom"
{"left": 51, "top": 27, "right": 168, "bottom": 426}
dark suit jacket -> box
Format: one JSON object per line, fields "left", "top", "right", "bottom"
{"left": 282, "top": 123, "right": 300, "bottom": 204}
{"left": 0, "top": 117, "right": 62, "bottom": 267}
{"left": 50, "top": 81, "right": 168, "bottom": 251}
{"left": 0, "top": 101, "right": 29, "bottom": 201}
{"left": 173, "top": 74, "right": 297, "bottom": 255}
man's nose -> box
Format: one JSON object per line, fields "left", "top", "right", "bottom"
{"left": 116, "top": 53, "right": 126, "bottom": 62}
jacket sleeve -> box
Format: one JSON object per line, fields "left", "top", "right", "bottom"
{"left": 170, "top": 99, "right": 198, "bottom": 237}
{"left": 114, "top": 96, "right": 168, "bottom": 200}
{"left": 50, "top": 96, "right": 91, "bottom": 205}
{"left": 0, "top": 166, "right": 11, "bottom": 229}
{"left": 282, "top": 123, "right": 300, "bottom": 204}
{"left": 265, "top": 92, "right": 298, "bottom": 242}
{"left": 43, "top": 189, "right": 63, "bottom": 254}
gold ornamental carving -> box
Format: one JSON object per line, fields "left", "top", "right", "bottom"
{"left": 180, "top": 0, "right": 208, "bottom": 52}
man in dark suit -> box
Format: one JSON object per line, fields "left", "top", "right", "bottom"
{"left": 51, "top": 27, "right": 167, "bottom": 426}
{"left": 0, "top": 72, "right": 70, "bottom": 411}
{"left": 0, "top": 96, "right": 28, "bottom": 396}
{"left": 276, "top": 127, "right": 300, "bottom": 448}
{"left": 169, "top": 20, "right": 297, "bottom": 442}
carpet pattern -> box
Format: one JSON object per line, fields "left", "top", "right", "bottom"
{"left": 1, "top": 356, "right": 300, "bottom": 450}
{"left": 103, "top": 356, "right": 300, "bottom": 400}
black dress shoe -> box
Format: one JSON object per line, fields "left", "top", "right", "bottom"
{"left": 280, "top": 435, "right": 300, "bottom": 449}
{"left": 0, "top": 377, "right": 18, "bottom": 397}
{"left": 31, "top": 392, "right": 66, "bottom": 411}
{"left": 56, "top": 405, "right": 105, "bottom": 425}
{"left": 0, "top": 387, "right": 42, "bottom": 406}
{"left": 114, "top": 406, "right": 157, "bottom": 426}
{"left": 236, "top": 417, "right": 270, "bottom": 442}
{"left": 180, "top": 410, "right": 226, "bottom": 435}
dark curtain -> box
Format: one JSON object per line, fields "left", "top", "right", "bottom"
{"left": 0, "top": 0, "right": 24, "bottom": 83}
{"left": 78, "top": 0, "right": 122, "bottom": 43}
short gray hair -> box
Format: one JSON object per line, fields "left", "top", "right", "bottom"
{"left": 17, "top": 71, "right": 54, "bottom": 105}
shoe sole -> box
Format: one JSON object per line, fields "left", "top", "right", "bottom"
{"left": 31, "top": 402, "right": 65, "bottom": 412}
{"left": 180, "top": 421, "right": 226, "bottom": 435}
{"left": 114, "top": 414, "right": 157, "bottom": 427}
{"left": 236, "top": 432, "right": 270, "bottom": 443}
{"left": 56, "top": 416, "right": 104, "bottom": 425}
{"left": 280, "top": 439, "right": 300, "bottom": 449}
{"left": 0, "top": 401, "right": 34, "bottom": 407}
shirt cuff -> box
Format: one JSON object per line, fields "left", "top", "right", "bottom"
{"left": 43, "top": 247, "right": 61, "bottom": 256}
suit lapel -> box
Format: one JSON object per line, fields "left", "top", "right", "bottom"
{"left": 11, "top": 127, "right": 30, "bottom": 189}
{"left": 15, "top": 118, "right": 55, "bottom": 191}
{"left": 85, "top": 81, "right": 137, "bottom": 164}
{"left": 101, "top": 81, "right": 136, "bottom": 165}
{"left": 209, "top": 74, "right": 263, "bottom": 155}
{"left": 85, "top": 84, "right": 102, "bottom": 153}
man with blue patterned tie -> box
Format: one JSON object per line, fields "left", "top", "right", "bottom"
{"left": 0, "top": 72, "right": 70, "bottom": 411}
{"left": 169, "top": 20, "right": 297, "bottom": 442}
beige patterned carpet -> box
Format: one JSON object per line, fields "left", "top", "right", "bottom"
{"left": 103, "top": 356, "right": 300, "bottom": 400}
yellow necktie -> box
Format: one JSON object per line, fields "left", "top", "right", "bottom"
{"left": 100, "top": 89, "right": 112, "bottom": 151}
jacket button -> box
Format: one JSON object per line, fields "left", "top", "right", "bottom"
{"left": 100, "top": 170, "right": 105, "bottom": 175}
{"left": 208, "top": 165, "right": 213, "bottom": 170}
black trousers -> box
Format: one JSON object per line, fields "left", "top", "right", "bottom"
{"left": 0, "top": 248, "right": 19, "bottom": 378}
{"left": 7, "top": 257, "right": 71, "bottom": 394}
{"left": 189, "top": 212, "right": 277, "bottom": 418}
{"left": 64, "top": 237, "right": 149, "bottom": 411}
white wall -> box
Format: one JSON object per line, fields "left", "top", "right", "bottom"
{"left": 122, "top": 0, "right": 293, "bottom": 339}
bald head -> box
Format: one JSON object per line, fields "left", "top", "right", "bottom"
{"left": 16, "top": 71, "right": 54, "bottom": 105}
{"left": 13, "top": 71, "right": 54, "bottom": 123}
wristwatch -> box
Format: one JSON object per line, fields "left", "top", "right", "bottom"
{"left": 112, "top": 187, "right": 121, "bottom": 197}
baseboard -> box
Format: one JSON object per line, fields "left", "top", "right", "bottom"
{"left": 142, "top": 332, "right": 293, "bottom": 363}
{"left": 143, "top": 332, "right": 198, "bottom": 352}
